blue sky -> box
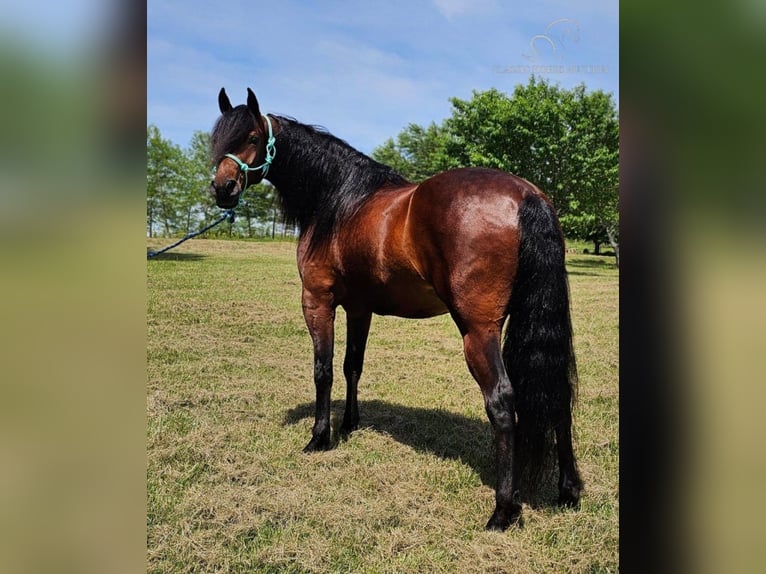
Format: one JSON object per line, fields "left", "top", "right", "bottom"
{"left": 148, "top": 0, "right": 618, "bottom": 154}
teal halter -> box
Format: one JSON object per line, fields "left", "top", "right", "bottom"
{"left": 223, "top": 115, "right": 276, "bottom": 189}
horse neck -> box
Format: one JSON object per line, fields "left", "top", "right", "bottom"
{"left": 265, "top": 119, "right": 379, "bottom": 231}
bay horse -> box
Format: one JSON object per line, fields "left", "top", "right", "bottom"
{"left": 209, "top": 88, "right": 582, "bottom": 531}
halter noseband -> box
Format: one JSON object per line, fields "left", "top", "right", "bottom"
{"left": 222, "top": 115, "right": 276, "bottom": 190}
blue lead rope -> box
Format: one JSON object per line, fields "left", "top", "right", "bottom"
{"left": 147, "top": 209, "right": 236, "bottom": 259}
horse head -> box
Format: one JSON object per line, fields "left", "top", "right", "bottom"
{"left": 209, "top": 88, "right": 275, "bottom": 208}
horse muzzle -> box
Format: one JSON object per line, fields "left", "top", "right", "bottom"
{"left": 209, "top": 179, "right": 241, "bottom": 208}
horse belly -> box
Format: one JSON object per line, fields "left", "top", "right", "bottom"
{"left": 377, "top": 276, "right": 449, "bottom": 318}
{"left": 345, "top": 272, "right": 448, "bottom": 318}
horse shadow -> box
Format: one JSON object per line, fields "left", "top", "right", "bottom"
{"left": 284, "top": 399, "right": 562, "bottom": 507}
{"left": 566, "top": 257, "right": 617, "bottom": 276}
{"left": 146, "top": 250, "right": 207, "bottom": 261}
{"left": 285, "top": 399, "right": 494, "bottom": 485}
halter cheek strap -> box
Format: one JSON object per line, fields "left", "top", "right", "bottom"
{"left": 223, "top": 115, "right": 276, "bottom": 189}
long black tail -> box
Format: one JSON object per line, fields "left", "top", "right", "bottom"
{"left": 503, "top": 193, "right": 578, "bottom": 494}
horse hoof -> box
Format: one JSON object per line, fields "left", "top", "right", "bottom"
{"left": 485, "top": 505, "right": 522, "bottom": 531}
{"left": 303, "top": 435, "right": 331, "bottom": 452}
{"left": 557, "top": 480, "right": 582, "bottom": 508}
{"left": 338, "top": 421, "right": 359, "bottom": 438}
{"left": 557, "top": 489, "right": 581, "bottom": 509}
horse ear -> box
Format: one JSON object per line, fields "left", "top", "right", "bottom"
{"left": 246, "top": 88, "right": 261, "bottom": 117}
{"left": 218, "top": 88, "right": 233, "bottom": 113}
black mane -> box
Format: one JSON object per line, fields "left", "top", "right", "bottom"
{"left": 265, "top": 116, "right": 410, "bottom": 251}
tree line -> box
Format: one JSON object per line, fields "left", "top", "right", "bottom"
{"left": 147, "top": 77, "right": 618, "bottom": 262}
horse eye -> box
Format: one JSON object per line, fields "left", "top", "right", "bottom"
{"left": 249, "top": 136, "right": 259, "bottom": 145}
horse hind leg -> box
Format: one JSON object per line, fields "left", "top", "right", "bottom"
{"left": 339, "top": 311, "right": 372, "bottom": 437}
{"left": 556, "top": 412, "right": 583, "bottom": 507}
{"left": 461, "top": 325, "right": 522, "bottom": 531}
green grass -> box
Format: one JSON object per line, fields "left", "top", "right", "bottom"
{"left": 147, "top": 238, "right": 618, "bottom": 573}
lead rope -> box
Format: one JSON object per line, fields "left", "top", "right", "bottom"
{"left": 147, "top": 209, "right": 236, "bottom": 259}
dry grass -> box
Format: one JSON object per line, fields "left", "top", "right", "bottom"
{"left": 147, "top": 238, "right": 618, "bottom": 573}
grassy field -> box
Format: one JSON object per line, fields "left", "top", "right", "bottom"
{"left": 147, "top": 239, "right": 618, "bottom": 573}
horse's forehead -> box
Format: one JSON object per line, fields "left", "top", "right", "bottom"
{"left": 235, "top": 106, "right": 256, "bottom": 122}
{"left": 216, "top": 111, "right": 255, "bottom": 138}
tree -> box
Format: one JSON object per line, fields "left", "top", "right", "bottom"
{"left": 233, "top": 183, "right": 280, "bottom": 238}
{"left": 146, "top": 125, "right": 186, "bottom": 237}
{"left": 182, "top": 130, "right": 216, "bottom": 232}
{"left": 552, "top": 86, "right": 619, "bottom": 263}
{"left": 370, "top": 138, "right": 412, "bottom": 178}
{"left": 372, "top": 122, "right": 457, "bottom": 182}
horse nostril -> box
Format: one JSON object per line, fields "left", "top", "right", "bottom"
{"left": 225, "top": 179, "right": 237, "bottom": 192}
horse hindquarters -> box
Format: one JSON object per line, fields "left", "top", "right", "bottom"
{"left": 404, "top": 171, "right": 530, "bottom": 529}
{"left": 503, "top": 193, "right": 582, "bottom": 506}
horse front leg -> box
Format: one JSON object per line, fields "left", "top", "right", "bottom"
{"left": 340, "top": 311, "right": 372, "bottom": 437}
{"left": 302, "top": 289, "right": 335, "bottom": 452}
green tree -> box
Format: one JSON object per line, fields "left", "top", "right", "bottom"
{"left": 552, "top": 86, "right": 619, "bottom": 261}
{"left": 233, "top": 183, "right": 281, "bottom": 238}
{"left": 370, "top": 138, "right": 412, "bottom": 178}
{"left": 146, "top": 125, "right": 186, "bottom": 237}
{"left": 182, "top": 130, "right": 216, "bottom": 232}
{"left": 372, "top": 122, "right": 457, "bottom": 181}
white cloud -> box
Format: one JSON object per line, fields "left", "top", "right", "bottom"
{"left": 432, "top": 0, "right": 497, "bottom": 20}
